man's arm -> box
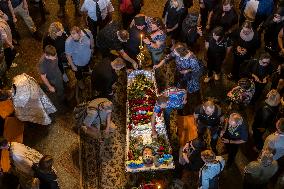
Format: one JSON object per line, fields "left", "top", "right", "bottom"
{"left": 40, "top": 74, "right": 55, "bottom": 92}
{"left": 119, "top": 49, "right": 138, "bottom": 69}
{"left": 66, "top": 54, "right": 77, "bottom": 71}
{"left": 22, "top": 0, "right": 28, "bottom": 10}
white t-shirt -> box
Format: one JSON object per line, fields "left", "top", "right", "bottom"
{"left": 81, "top": 0, "right": 114, "bottom": 21}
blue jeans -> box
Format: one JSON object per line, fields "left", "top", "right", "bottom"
{"left": 164, "top": 107, "right": 173, "bottom": 137}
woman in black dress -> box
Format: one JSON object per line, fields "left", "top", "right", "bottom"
{"left": 228, "top": 21, "right": 260, "bottom": 80}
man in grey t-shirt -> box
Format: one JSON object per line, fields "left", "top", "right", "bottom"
{"left": 39, "top": 45, "right": 64, "bottom": 100}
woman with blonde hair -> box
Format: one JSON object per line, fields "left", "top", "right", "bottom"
{"left": 43, "top": 22, "right": 69, "bottom": 82}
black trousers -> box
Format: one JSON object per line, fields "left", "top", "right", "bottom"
{"left": 225, "top": 143, "right": 239, "bottom": 166}
{"left": 231, "top": 53, "right": 250, "bottom": 80}
{"left": 58, "top": 0, "right": 79, "bottom": 6}
{"left": 207, "top": 55, "right": 224, "bottom": 77}
{"left": 200, "top": 8, "right": 209, "bottom": 29}
{"left": 251, "top": 82, "right": 266, "bottom": 103}
{"left": 75, "top": 64, "right": 89, "bottom": 81}
{"left": 198, "top": 123, "right": 219, "bottom": 153}
{"left": 87, "top": 17, "right": 98, "bottom": 44}
{"left": 4, "top": 48, "right": 16, "bottom": 69}
{"left": 252, "top": 127, "right": 265, "bottom": 150}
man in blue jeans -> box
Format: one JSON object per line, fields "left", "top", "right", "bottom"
{"left": 65, "top": 26, "right": 94, "bottom": 88}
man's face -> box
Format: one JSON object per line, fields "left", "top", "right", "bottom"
{"left": 242, "top": 27, "right": 252, "bottom": 35}
{"left": 171, "top": 0, "right": 178, "bottom": 8}
{"left": 223, "top": 4, "right": 232, "bottom": 12}
{"left": 259, "top": 58, "right": 270, "bottom": 66}
{"left": 71, "top": 31, "right": 81, "bottom": 41}
{"left": 45, "top": 54, "right": 57, "bottom": 60}
{"left": 229, "top": 119, "right": 237, "bottom": 127}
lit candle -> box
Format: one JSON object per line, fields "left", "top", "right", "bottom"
{"left": 140, "top": 34, "right": 143, "bottom": 47}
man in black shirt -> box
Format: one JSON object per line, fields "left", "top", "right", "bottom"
{"left": 243, "top": 52, "right": 274, "bottom": 103}
{"left": 125, "top": 14, "right": 148, "bottom": 66}
{"left": 207, "top": 0, "right": 238, "bottom": 33}
{"left": 91, "top": 57, "right": 125, "bottom": 99}
{"left": 194, "top": 100, "right": 223, "bottom": 153}
{"left": 96, "top": 20, "right": 138, "bottom": 69}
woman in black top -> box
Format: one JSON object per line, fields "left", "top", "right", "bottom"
{"left": 198, "top": 0, "right": 220, "bottom": 29}
{"left": 228, "top": 21, "right": 260, "bottom": 80}
{"left": 42, "top": 22, "right": 68, "bottom": 77}
{"left": 162, "top": 0, "right": 186, "bottom": 43}
{"left": 206, "top": 0, "right": 238, "bottom": 34}
{"left": 220, "top": 112, "right": 248, "bottom": 167}
{"left": 263, "top": 7, "right": 284, "bottom": 57}
{"left": 32, "top": 155, "right": 59, "bottom": 189}
{"left": 252, "top": 89, "right": 280, "bottom": 151}
{"left": 204, "top": 26, "right": 232, "bottom": 82}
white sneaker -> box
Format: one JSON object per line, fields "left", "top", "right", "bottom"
{"left": 214, "top": 73, "right": 220, "bottom": 81}
{"left": 204, "top": 76, "right": 211, "bottom": 83}
{"left": 11, "top": 62, "right": 18, "bottom": 68}
{"left": 62, "top": 73, "right": 69, "bottom": 82}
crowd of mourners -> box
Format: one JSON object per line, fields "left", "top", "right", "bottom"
{"left": 1, "top": 0, "right": 284, "bottom": 188}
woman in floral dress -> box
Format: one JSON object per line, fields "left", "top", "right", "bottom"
{"left": 154, "top": 43, "right": 203, "bottom": 93}
{"left": 154, "top": 43, "right": 203, "bottom": 113}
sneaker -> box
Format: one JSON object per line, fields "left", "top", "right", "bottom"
{"left": 214, "top": 73, "right": 220, "bottom": 81}
{"left": 11, "top": 62, "right": 18, "bottom": 68}
{"left": 204, "top": 76, "right": 211, "bottom": 83}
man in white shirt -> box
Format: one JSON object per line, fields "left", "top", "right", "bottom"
{"left": 81, "top": 0, "right": 114, "bottom": 41}
{"left": 199, "top": 150, "right": 225, "bottom": 189}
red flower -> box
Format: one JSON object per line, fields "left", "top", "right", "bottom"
{"left": 159, "top": 146, "right": 165, "bottom": 151}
